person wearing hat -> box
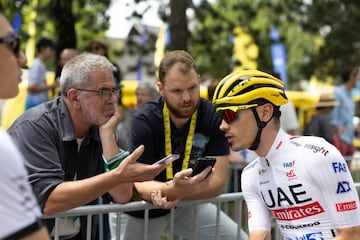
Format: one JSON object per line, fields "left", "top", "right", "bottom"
{"left": 89, "top": 38, "right": 123, "bottom": 90}
{"left": 303, "top": 93, "right": 339, "bottom": 143}
{"left": 26, "top": 37, "right": 57, "bottom": 110}
{"left": 212, "top": 70, "right": 360, "bottom": 239}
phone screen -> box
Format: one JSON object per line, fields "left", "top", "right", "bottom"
{"left": 153, "top": 154, "right": 180, "bottom": 165}
{"left": 189, "top": 157, "right": 216, "bottom": 177}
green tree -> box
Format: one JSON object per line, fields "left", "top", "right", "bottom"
{"left": 3, "top": 0, "right": 111, "bottom": 66}
{"left": 169, "top": 0, "right": 189, "bottom": 50}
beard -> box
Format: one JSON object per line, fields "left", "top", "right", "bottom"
{"left": 165, "top": 97, "right": 200, "bottom": 119}
{"left": 81, "top": 103, "right": 115, "bottom": 126}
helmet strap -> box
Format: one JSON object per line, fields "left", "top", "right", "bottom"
{"left": 249, "top": 107, "right": 272, "bottom": 150}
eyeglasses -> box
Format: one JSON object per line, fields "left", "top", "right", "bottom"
{"left": 0, "top": 35, "right": 20, "bottom": 56}
{"left": 216, "top": 104, "right": 258, "bottom": 124}
{"left": 76, "top": 88, "right": 120, "bottom": 101}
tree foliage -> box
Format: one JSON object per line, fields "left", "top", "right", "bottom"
{"left": 3, "top": 0, "right": 111, "bottom": 66}
{"left": 3, "top": 0, "right": 360, "bottom": 87}
{"left": 130, "top": 0, "right": 360, "bottom": 87}
{"left": 190, "top": 0, "right": 360, "bottom": 86}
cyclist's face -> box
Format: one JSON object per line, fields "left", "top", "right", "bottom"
{"left": 158, "top": 63, "right": 200, "bottom": 119}
{"left": 219, "top": 108, "right": 259, "bottom": 151}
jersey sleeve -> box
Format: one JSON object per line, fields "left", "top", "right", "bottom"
{"left": 241, "top": 161, "right": 272, "bottom": 232}
{"left": 304, "top": 140, "right": 360, "bottom": 228}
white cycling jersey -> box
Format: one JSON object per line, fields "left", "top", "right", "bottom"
{"left": 242, "top": 129, "right": 360, "bottom": 240}
{"left": 0, "top": 128, "right": 43, "bottom": 239}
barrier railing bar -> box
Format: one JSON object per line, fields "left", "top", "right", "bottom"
{"left": 116, "top": 211, "right": 121, "bottom": 240}
{"left": 169, "top": 208, "right": 175, "bottom": 240}
{"left": 54, "top": 217, "right": 59, "bottom": 240}
{"left": 216, "top": 202, "right": 220, "bottom": 240}
{"left": 86, "top": 214, "right": 91, "bottom": 240}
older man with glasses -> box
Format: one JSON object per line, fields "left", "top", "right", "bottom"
{"left": 8, "top": 52, "right": 166, "bottom": 240}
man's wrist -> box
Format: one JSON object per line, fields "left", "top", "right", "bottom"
{"left": 103, "top": 150, "right": 129, "bottom": 171}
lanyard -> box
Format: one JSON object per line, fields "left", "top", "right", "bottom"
{"left": 163, "top": 103, "right": 197, "bottom": 180}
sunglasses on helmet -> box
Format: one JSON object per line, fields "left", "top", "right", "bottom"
{"left": 216, "top": 104, "right": 258, "bottom": 124}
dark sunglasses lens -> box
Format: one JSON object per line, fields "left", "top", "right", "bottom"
{"left": 219, "top": 109, "right": 236, "bottom": 124}
{"left": 13, "top": 38, "right": 20, "bottom": 56}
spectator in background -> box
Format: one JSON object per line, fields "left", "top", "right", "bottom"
{"left": 117, "top": 81, "right": 158, "bottom": 149}
{"left": 55, "top": 48, "right": 78, "bottom": 82}
{"left": 303, "top": 93, "right": 339, "bottom": 143}
{"left": 89, "top": 38, "right": 122, "bottom": 89}
{"left": 26, "top": 37, "right": 57, "bottom": 110}
{"left": 54, "top": 48, "right": 78, "bottom": 95}
{"left": 279, "top": 99, "right": 299, "bottom": 135}
{"left": 0, "top": 5, "right": 50, "bottom": 239}
{"left": 331, "top": 66, "right": 359, "bottom": 168}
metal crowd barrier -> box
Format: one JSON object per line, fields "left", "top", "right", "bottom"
{"left": 44, "top": 183, "right": 360, "bottom": 240}
{"left": 44, "top": 192, "right": 246, "bottom": 240}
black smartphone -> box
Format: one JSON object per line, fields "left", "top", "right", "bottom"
{"left": 189, "top": 157, "right": 217, "bottom": 177}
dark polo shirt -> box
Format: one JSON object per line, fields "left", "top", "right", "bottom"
{"left": 8, "top": 97, "right": 108, "bottom": 239}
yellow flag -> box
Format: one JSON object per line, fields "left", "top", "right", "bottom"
{"left": 232, "top": 26, "right": 259, "bottom": 72}
{"left": 154, "top": 23, "right": 168, "bottom": 75}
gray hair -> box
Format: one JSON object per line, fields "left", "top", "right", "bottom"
{"left": 59, "top": 52, "right": 116, "bottom": 96}
{"left": 137, "top": 81, "right": 158, "bottom": 98}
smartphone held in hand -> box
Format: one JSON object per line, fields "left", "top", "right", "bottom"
{"left": 153, "top": 154, "right": 180, "bottom": 165}
{"left": 189, "top": 157, "right": 216, "bottom": 177}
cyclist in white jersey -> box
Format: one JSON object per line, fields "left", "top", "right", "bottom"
{"left": 212, "top": 70, "right": 360, "bottom": 240}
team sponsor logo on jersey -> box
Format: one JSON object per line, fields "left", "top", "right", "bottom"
{"left": 261, "top": 184, "right": 312, "bottom": 208}
{"left": 283, "top": 160, "right": 295, "bottom": 168}
{"left": 286, "top": 169, "right": 297, "bottom": 180}
{"left": 332, "top": 162, "right": 348, "bottom": 173}
{"left": 337, "top": 181, "right": 351, "bottom": 194}
{"left": 284, "top": 232, "right": 324, "bottom": 240}
{"left": 290, "top": 141, "right": 302, "bottom": 147}
{"left": 336, "top": 201, "right": 357, "bottom": 212}
{"left": 280, "top": 221, "right": 320, "bottom": 230}
{"left": 303, "top": 144, "right": 329, "bottom": 156}
{"left": 272, "top": 201, "right": 324, "bottom": 221}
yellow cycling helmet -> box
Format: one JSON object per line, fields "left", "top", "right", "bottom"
{"left": 212, "top": 70, "right": 288, "bottom": 107}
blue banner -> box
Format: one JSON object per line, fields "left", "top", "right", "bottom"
{"left": 136, "top": 25, "right": 148, "bottom": 81}
{"left": 270, "top": 28, "right": 287, "bottom": 88}
{"left": 12, "top": 13, "right": 22, "bottom": 34}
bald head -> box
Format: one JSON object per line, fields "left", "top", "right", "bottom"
{"left": 60, "top": 48, "right": 78, "bottom": 67}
